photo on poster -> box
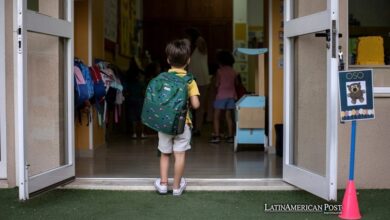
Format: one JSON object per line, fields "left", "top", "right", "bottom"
{"left": 346, "top": 81, "right": 367, "bottom": 106}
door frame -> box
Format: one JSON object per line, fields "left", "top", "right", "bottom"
{"left": 267, "top": 0, "right": 274, "bottom": 152}
{"left": 16, "top": 0, "right": 75, "bottom": 200}
{"left": 283, "top": 0, "right": 339, "bottom": 201}
{"left": 0, "top": 0, "right": 7, "bottom": 179}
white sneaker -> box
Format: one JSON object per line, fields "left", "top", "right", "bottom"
{"left": 154, "top": 178, "right": 168, "bottom": 194}
{"left": 132, "top": 133, "right": 137, "bottom": 139}
{"left": 173, "top": 178, "right": 187, "bottom": 196}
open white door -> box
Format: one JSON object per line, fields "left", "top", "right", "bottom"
{"left": 283, "top": 0, "right": 339, "bottom": 200}
{"left": 16, "top": 0, "right": 74, "bottom": 200}
{"left": 0, "top": 0, "right": 6, "bottom": 179}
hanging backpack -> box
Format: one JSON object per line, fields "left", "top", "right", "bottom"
{"left": 89, "top": 65, "right": 106, "bottom": 102}
{"left": 74, "top": 60, "right": 94, "bottom": 100}
{"left": 141, "top": 72, "right": 193, "bottom": 135}
{"left": 89, "top": 65, "right": 107, "bottom": 126}
{"left": 74, "top": 65, "right": 89, "bottom": 107}
{"left": 99, "top": 64, "right": 115, "bottom": 90}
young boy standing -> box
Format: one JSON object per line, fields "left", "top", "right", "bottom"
{"left": 154, "top": 39, "right": 200, "bottom": 196}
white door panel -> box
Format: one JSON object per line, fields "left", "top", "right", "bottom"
{"left": 17, "top": 0, "right": 74, "bottom": 200}
{"left": 285, "top": 11, "right": 330, "bottom": 37}
{"left": 0, "top": 0, "right": 6, "bottom": 179}
{"left": 283, "top": 0, "right": 339, "bottom": 201}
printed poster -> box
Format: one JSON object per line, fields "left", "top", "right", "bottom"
{"left": 120, "top": 0, "right": 131, "bottom": 57}
{"left": 104, "top": 0, "right": 118, "bottom": 43}
{"left": 339, "top": 69, "right": 375, "bottom": 121}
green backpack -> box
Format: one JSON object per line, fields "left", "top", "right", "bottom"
{"left": 141, "top": 72, "right": 193, "bottom": 135}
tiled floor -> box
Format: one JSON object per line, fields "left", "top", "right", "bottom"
{"left": 76, "top": 126, "right": 282, "bottom": 179}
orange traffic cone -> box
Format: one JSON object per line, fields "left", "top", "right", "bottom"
{"left": 339, "top": 180, "right": 361, "bottom": 219}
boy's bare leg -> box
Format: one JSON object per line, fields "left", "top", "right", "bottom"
{"left": 225, "top": 110, "right": 233, "bottom": 137}
{"left": 173, "top": 152, "right": 186, "bottom": 189}
{"left": 160, "top": 153, "right": 170, "bottom": 185}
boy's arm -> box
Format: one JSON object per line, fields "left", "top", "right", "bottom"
{"left": 190, "top": 95, "right": 200, "bottom": 109}
{"left": 188, "top": 80, "right": 200, "bottom": 109}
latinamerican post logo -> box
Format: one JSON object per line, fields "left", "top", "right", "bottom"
{"left": 264, "top": 203, "right": 342, "bottom": 214}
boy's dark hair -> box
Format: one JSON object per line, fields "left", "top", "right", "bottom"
{"left": 165, "top": 39, "right": 191, "bottom": 67}
{"left": 216, "top": 50, "right": 235, "bottom": 67}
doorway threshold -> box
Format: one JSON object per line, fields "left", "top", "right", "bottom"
{"left": 63, "top": 178, "right": 296, "bottom": 191}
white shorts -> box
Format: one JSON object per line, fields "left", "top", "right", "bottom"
{"left": 158, "top": 125, "right": 191, "bottom": 154}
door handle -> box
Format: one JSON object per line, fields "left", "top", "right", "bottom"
{"left": 315, "top": 30, "right": 331, "bottom": 50}
{"left": 315, "top": 30, "right": 342, "bottom": 41}
{"left": 315, "top": 29, "right": 331, "bottom": 42}
{"left": 314, "top": 20, "right": 339, "bottom": 58}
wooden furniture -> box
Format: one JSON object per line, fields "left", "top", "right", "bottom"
{"left": 235, "top": 96, "right": 266, "bottom": 152}
{"left": 143, "top": 0, "right": 233, "bottom": 65}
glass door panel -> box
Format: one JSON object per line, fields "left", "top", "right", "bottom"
{"left": 292, "top": 33, "right": 327, "bottom": 176}
{"left": 293, "top": 0, "right": 327, "bottom": 18}
{"left": 27, "top": 0, "right": 66, "bottom": 20}
{"left": 26, "top": 32, "right": 67, "bottom": 177}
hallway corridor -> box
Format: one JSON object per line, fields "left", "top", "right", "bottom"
{"left": 76, "top": 126, "right": 282, "bottom": 179}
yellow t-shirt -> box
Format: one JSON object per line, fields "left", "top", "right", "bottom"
{"left": 168, "top": 68, "right": 200, "bottom": 125}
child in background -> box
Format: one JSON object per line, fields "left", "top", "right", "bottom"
{"left": 126, "top": 58, "right": 146, "bottom": 138}
{"left": 209, "top": 51, "right": 237, "bottom": 144}
{"left": 205, "top": 63, "right": 219, "bottom": 123}
{"left": 144, "top": 61, "right": 161, "bottom": 85}
{"left": 154, "top": 39, "right": 200, "bottom": 196}
{"left": 186, "top": 28, "right": 210, "bottom": 136}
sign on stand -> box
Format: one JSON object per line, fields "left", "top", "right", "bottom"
{"left": 339, "top": 69, "right": 375, "bottom": 121}
{"left": 338, "top": 69, "right": 375, "bottom": 220}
